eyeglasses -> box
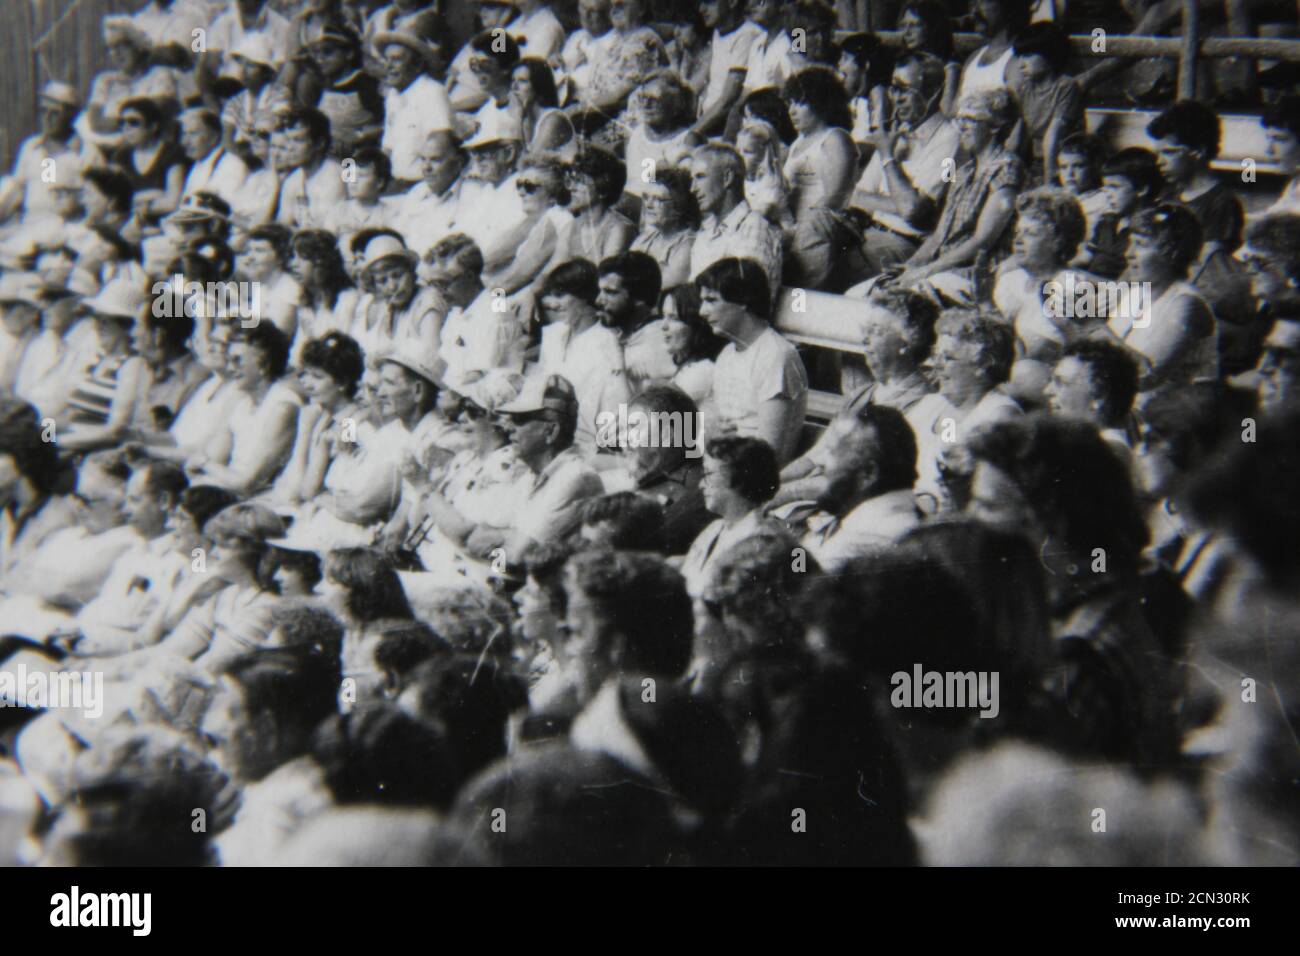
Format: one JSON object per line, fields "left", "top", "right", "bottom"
{"left": 516, "top": 179, "right": 544, "bottom": 194}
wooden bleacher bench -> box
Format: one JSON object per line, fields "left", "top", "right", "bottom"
{"left": 772, "top": 287, "right": 870, "bottom": 427}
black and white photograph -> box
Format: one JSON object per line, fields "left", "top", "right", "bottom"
{"left": 0, "top": 0, "right": 1293, "bottom": 899}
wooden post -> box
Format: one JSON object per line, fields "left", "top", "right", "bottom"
{"left": 1178, "top": 0, "right": 1200, "bottom": 101}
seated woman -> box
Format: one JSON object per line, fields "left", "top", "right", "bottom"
{"left": 189, "top": 323, "right": 301, "bottom": 496}
{"left": 630, "top": 165, "right": 698, "bottom": 290}
{"left": 781, "top": 67, "right": 859, "bottom": 289}
{"left": 549, "top": 146, "right": 636, "bottom": 267}
{"left": 238, "top": 224, "right": 303, "bottom": 341}
{"left": 271, "top": 332, "right": 366, "bottom": 507}
{"left": 0, "top": 407, "right": 75, "bottom": 582}
{"left": 679, "top": 434, "right": 782, "bottom": 599}
{"left": 59, "top": 279, "right": 153, "bottom": 455}
{"left": 659, "top": 283, "right": 725, "bottom": 417}
{"left": 736, "top": 119, "right": 792, "bottom": 229}
{"left": 1097, "top": 203, "right": 1217, "bottom": 398}
{"left": 486, "top": 156, "right": 572, "bottom": 298}
{"left": 510, "top": 57, "right": 574, "bottom": 156}
{"left": 324, "top": 547, "right": 444, "bottom": 708}
{"left": 882, "top": 90, "right": 1024, "bottom": 304}
{"left": 992, "top": 187, "right": 1098, "bottom": 362}
{"left": 621, "top": 70, "right": 700, "bottom": 218}
{"left": 574, "top": 0, "right": 667, "bottom": 119}
{"left": 107, "top": 97, "right": 188, "bottom": 231}
{"left": 81, "top": 16, "right": 179, "bottom": 149}
{"left": 289, "top": 230, "right": 360, "bottom": 365}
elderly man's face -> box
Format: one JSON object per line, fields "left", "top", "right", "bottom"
{"left": 639, "top": 180, "right": 680, "bottom": 231}
{"left": 820, "top": 426, "right": 884, "bottom": 510}
{"left": 180, "top": 115, "right": 219, "bottom": 161}
{"left": 889, "top": 64, "right": 934, "bottom": 127}
{"left": 689, "top": 156, "right": 728, "bottom": 214}
{"left": 419, "top": 135, "right": 464, "bottom": 192}
{"left": 468, "top": 141, "right": 518, "bottom": 185}
{"left": 382, "top": 43, "right": 422, "bottom": 90}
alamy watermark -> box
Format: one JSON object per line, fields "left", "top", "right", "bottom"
{"left": 0, "top": 663, "right": 103, "bottom": 719}
{"left": 1043, "top": 274, "right": 1152, "bottom": 327}
{"left": 151, "top": 274, "right": 262, "bottom": 328}
{"left": 595, "top": 404, "right": 703, "bottom": 458}
{"left": 890, "top": 664, "right": 999, "bottom": 719}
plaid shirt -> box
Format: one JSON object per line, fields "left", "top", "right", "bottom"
{"left": 920, "top": 146, "right": 1025, "bottom": 265}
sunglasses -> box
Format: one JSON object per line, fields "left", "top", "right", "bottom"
{"left": 516, "top": 179, "right": 545, "bottom": 194}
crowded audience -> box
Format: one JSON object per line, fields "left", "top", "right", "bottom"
{"left": 0, "top": 0, "right": 1297, "bottom": 867}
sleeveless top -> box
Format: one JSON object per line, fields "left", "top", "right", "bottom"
{"left": 623, "top": 124, "right": 695, "bottom": 196}
{"left": 958, "top": 45, "right": 1015, "bottom": 100}
{"left": 783, "top": 126, "right": 853, "bottom": 218}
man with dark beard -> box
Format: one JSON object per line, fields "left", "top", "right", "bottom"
{"left": 800, "top": 403, "right": 921, "bottom": 571}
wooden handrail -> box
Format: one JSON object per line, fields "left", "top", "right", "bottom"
{"left": 872, "top": 30, "right": 1300, "bottom": 63}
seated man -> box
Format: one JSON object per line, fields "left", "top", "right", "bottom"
{"left": 537, "top": 259, "right": 632, "bottom": 454}
{"left": 800, "top": 404, "right": 922, "bottom": 571}
{"left": 697, "top": 258, "right": 808, "bottom": 465}
{"left": 178, "top": 106, "right": 249, "bottom": 211}
{"left": 850, "top": 53, "right": 958, "bottom": 276}
{"left": 464, "top": 374, "right": 603, "bottom": 565}
{"left": 0, "top": 82, "right": 94, "bottom": 228}
{"left": 430, "top": 233, "right": 526, "bottom": 406}
{"left": 688, "top": 142, "right": 783, "bottom": 294}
